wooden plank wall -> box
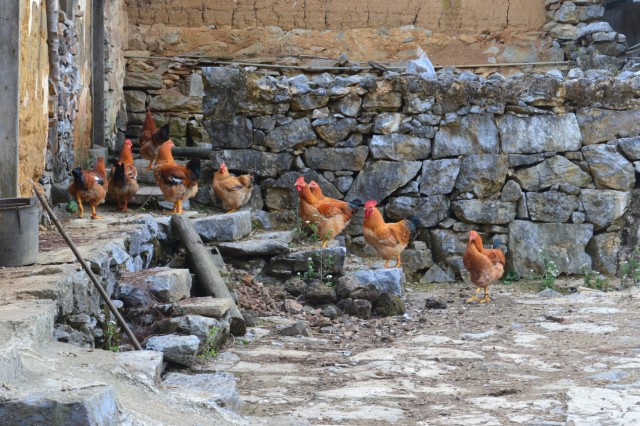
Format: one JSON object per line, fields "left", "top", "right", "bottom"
{"left": 92, "top": 0, "right": 104, "bottom": 148}
{"left": 0, "top": 0, "right": 20, "bottom": 198}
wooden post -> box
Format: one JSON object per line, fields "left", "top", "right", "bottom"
{"left": 92, "top": 0, "right": 105, "bottom": 148}
{"left": 171, "top": 214, "right": 246, "bottom": 336}
{"left": 0, "top": 0, "right": 20, "bottom": 198}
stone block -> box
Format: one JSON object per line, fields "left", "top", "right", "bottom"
{"left": 145, "top": 334, "right": 200, "bottom": 367}
{"left": 192, "top": 211, "right": 252, "bottom": 242}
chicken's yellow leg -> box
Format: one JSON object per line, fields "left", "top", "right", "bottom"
{"left": 394, "top": 255, "right": 402, "bottom": 268}
{"left": 467, "top": 287, "right": 482, "bottom": 303}
{"left": 176, "top": 200, "right": 183, "bottom": 214}
{"left": 90, "top": 204, "right": 103, "bottom": 220}
{"left": 479, "top": 286, "right": 491, "bottom": 303}
{"left": 321, "top": 239, "right": 329, "bottom": 249}
{"left": 384, "top": 259, "right": 390, "bottom": 268}
{"left": 76, "top": 194, "right": 84, "bottom": 219}
{"left": 145, "top": 160, "right": 154, "bottom": 170}
{"left": 227, "top": 208, "right": 238, "bottom": 213}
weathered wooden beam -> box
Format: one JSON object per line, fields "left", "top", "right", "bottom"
{"left": 91, "top": 0, "right": 105, "bottom": 148}
{"left": 0, "top": 0, "right": 20, "bottom": 198}
{"left": 171, "top": 147, "right": 213, "bottom": 160}
{"left": 171, "top": 214, "right": 246, "bottom": 336}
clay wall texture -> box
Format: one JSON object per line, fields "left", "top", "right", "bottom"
{"left": 19, "top": 0, "right": 49, "bottom": 197}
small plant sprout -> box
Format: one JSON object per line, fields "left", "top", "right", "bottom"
{"left": 540, "top": 251, "right": 559, "bottom": 291}
{"left": 581, "top": 264, "right": 609, "bottom": 291}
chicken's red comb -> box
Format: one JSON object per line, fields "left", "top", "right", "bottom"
{"left": 469, "top": 230, "right": 478, "bottom": 239}
{"left": 220, "top": 161, "right": 226, "bottom": 167}
{"left": 309, "top": 181, "right": 319, "bottom": 187}
{"left": 295, "top": 176, "right": 306, "bottom": 185}
{"left": 364, "top": 200, "right": 378, "bottom": 208}
{"left": 124, "top": 139, "right": 132, "bottom": 145}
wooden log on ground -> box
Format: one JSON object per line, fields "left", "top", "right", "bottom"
{"left": 171, "top": 214, "right": 246, "bottom": 336}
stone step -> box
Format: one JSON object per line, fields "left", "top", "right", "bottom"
{"left": 192, "top": 211, "right": 252, "bottom": 242}
{"left": 129, "top": 184, "right": 191, "bottom": 211}
{"left": 266, "top": 246, "right": 346, "bottom": 277}
{"left": 0, "top": 301, "right": 56, "bottom": 383}
{"left": 217, "top": 231, "right": 293, "bottom": 257}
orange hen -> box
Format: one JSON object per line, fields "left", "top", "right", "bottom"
{"left": 68, "top": 157, "right": 108, "bottom": 219}
{"left": 363, "top": 200, "right": 420, "bottom": 268}
{"left": 140, "top": 121, "right": 171, "bottom": 170}
{"left": 154, "top": 141, "right": 200, "bottom": 214}
{"left": 462, "top": 230, "right": 506, "bottom": 303}
{"left": 108, "top": 139, "right": 138, "bottom": 212}
{"left": 294, "top": 176, "right": 360, "bottom": 248}
{"left": 212, "top": 162, "right": 254, "bottom": 212}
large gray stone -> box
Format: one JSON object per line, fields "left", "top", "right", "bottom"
{"left": 124, "top": 90, "right": 146, "bottom": 113}
{"left": 202, "top": 67, "right": 245, "bottom": 119}
{"left": 455, "top": 154, "right": 508, "bottom": 198}
{"left": 163, "top": 372, "right": 242, "bottom": 413}
{"left": 303, "top": 146, "right": 369, "bottom": 171}
{"left": 205, "top": 115, "right": 253, "bottom": 149}
{"left": 0, "top": 385, "right": 118, "bottom": 426}
{"left": 421, "top": 263, "right": 456, "bottom": 283}
{"left": 145, "top": 334, "right": 200, "bottom": 367}
{"left": 513, "top": 156, "right": 592, "bottom": 191}
{"left": 305, "top": 281, "right": 337, "bottom": 305}
{"left": 337, "top": 298, "right": 372, "bottom": 319}
{"left": 582, "top": 144, "right": 635, "bottom": 190}
{"left": 124, "top": 71, "right": 163, "bottom": 89}
{"left": 192, "top": 211, "right": 252, "bottom": 242}
{"left": 291, "top": 91, "right": 329, "bottom": 111}
{"left": 170, "top": 315, "right": 230, "bottom": 343}
{"left": 147, "top": 268, "right": 192, "bottom": 303}
{"left": 433, "top": 114, "right": 499, "bottom": 158}
{"left": 555, "top": 1, "right": 579, "bottom": 23}
{"left": 267, "top": 247, "right": 346, "bottom": 276}
{"left": 370, "top": 134, "right": 431, "bottom": 161}
{"left": 362, "top": 81, "right": 402, "bottom": 111}
{"left": 577, "top": 108, "right": 640, "bottom": 145}
{"left": 420, "top": 159, "right": 461, "bottom": 196}
{"left": 452, "top": 200, "right": 516, "bottom": 225}
{"left": 173, "top": 297, "right": 233, "bottom": 318}
{"left": 331, "top": 91, "right": 362, "bottom": 117}
{"left": 386, "top": 195, "right": 450, "bottom": 228}
{"left": 619, "top": 136, "right": 640, "bottom": 161}
{"left": 214, "top": 150, "right": 293, "bottom": 178}
{"left": 116, "top": 283, "right": 152, "bottom": 308}
{"left": 508, "top": 221, "right": 593, "bottom": 276}
{"left": 549, "top": 24, "right": 579, "bottom": 40}
{"left": 400, "top": 248, "right": 434, "bottom": 276}
{"left": 312, "top": 118, "right": 357, "bottom": 145}
{"left": 374, "top": 113, "right": 407, "bottom": 134}
{"left": 346, "top": 161, "right": 421, "bottom": 203}
{"left": 587, "top": 232, "right": 622, "bottom": 275}
{"left": 337, "top": 268, "right": 406, "bottom": 299}
{"left": 264, "top": 117, "right": 316, "bottom": 152}
{"left": 526, "top": 191, "right": 579, "bottom": 223}
{"left": 498, "top": 114, "right": 582, "bottom": 154}
{"left": 501, "top": 180, "right": 523, "bottom": 202}
{"left": 217, "top": 237, "right": 290, "bottom": 257}
{"left": 576, "top": 22, "right": 614, "bottom": 40}
{"left": 580, "top": 189, "right": 630, "bottom": 230}
{"left": 148, "top": 90, "right": 202, "bottom": 113}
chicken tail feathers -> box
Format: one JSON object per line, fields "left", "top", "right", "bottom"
{"left": 72, "top": 167, "right": 85, "bottom": 189}
{"left": 405, "top": 215, "right": 421, "bottom": 240}
{"left": 348, "top": 198, "right": 363, "bottom": 213}
{"left": 187, "top": 158, "right": 201, "bottom": 180}
{"left": 113, "top": 163, "right": 126, "bottom": 186}
{"left": 153, "top": 123, "right": 171, "bottom": 145}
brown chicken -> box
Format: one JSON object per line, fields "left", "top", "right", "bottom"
{"left": 140, "top": 122, "right": 171, "bottom": 170}
{"left": 462, "top": 230, "right": 506, "bottom": 303}
{"left": 212, "top": 162, "right": 254, "bottom": 212}
{"left": 108, "top": 139, "right": 138, "bottom": 212}
{"left": 309, "top": 181, "right": 326, "bottom": 200}
{"left": 68, "top": 157, "right": 108, "bottom": 219}
{"left": 294, "top": 176, "right": 360, "bottom": 248}
{"left": 154, "top": 141, "right": 200, "bottom": 214}
{"left": 138, "top": 111, "right": 157, "bottom": 148}
{"left": 363, "top": 200, "right": 420, "bottom": 268}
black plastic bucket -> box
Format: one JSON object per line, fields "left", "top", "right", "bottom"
{"left": 0, "top": 197, "right": 39, "bottom": 267}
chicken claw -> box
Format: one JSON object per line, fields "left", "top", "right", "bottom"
{"left": 466, "top": 288, "right": 482, "bottom": 303}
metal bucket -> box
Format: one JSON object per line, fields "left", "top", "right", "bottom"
{"left": 0, "top": 197, "right": 39, "bottom": 267}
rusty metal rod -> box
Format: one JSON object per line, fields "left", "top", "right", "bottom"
{"left": 30, "top": 180, "right": 143, "bottom": 351}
